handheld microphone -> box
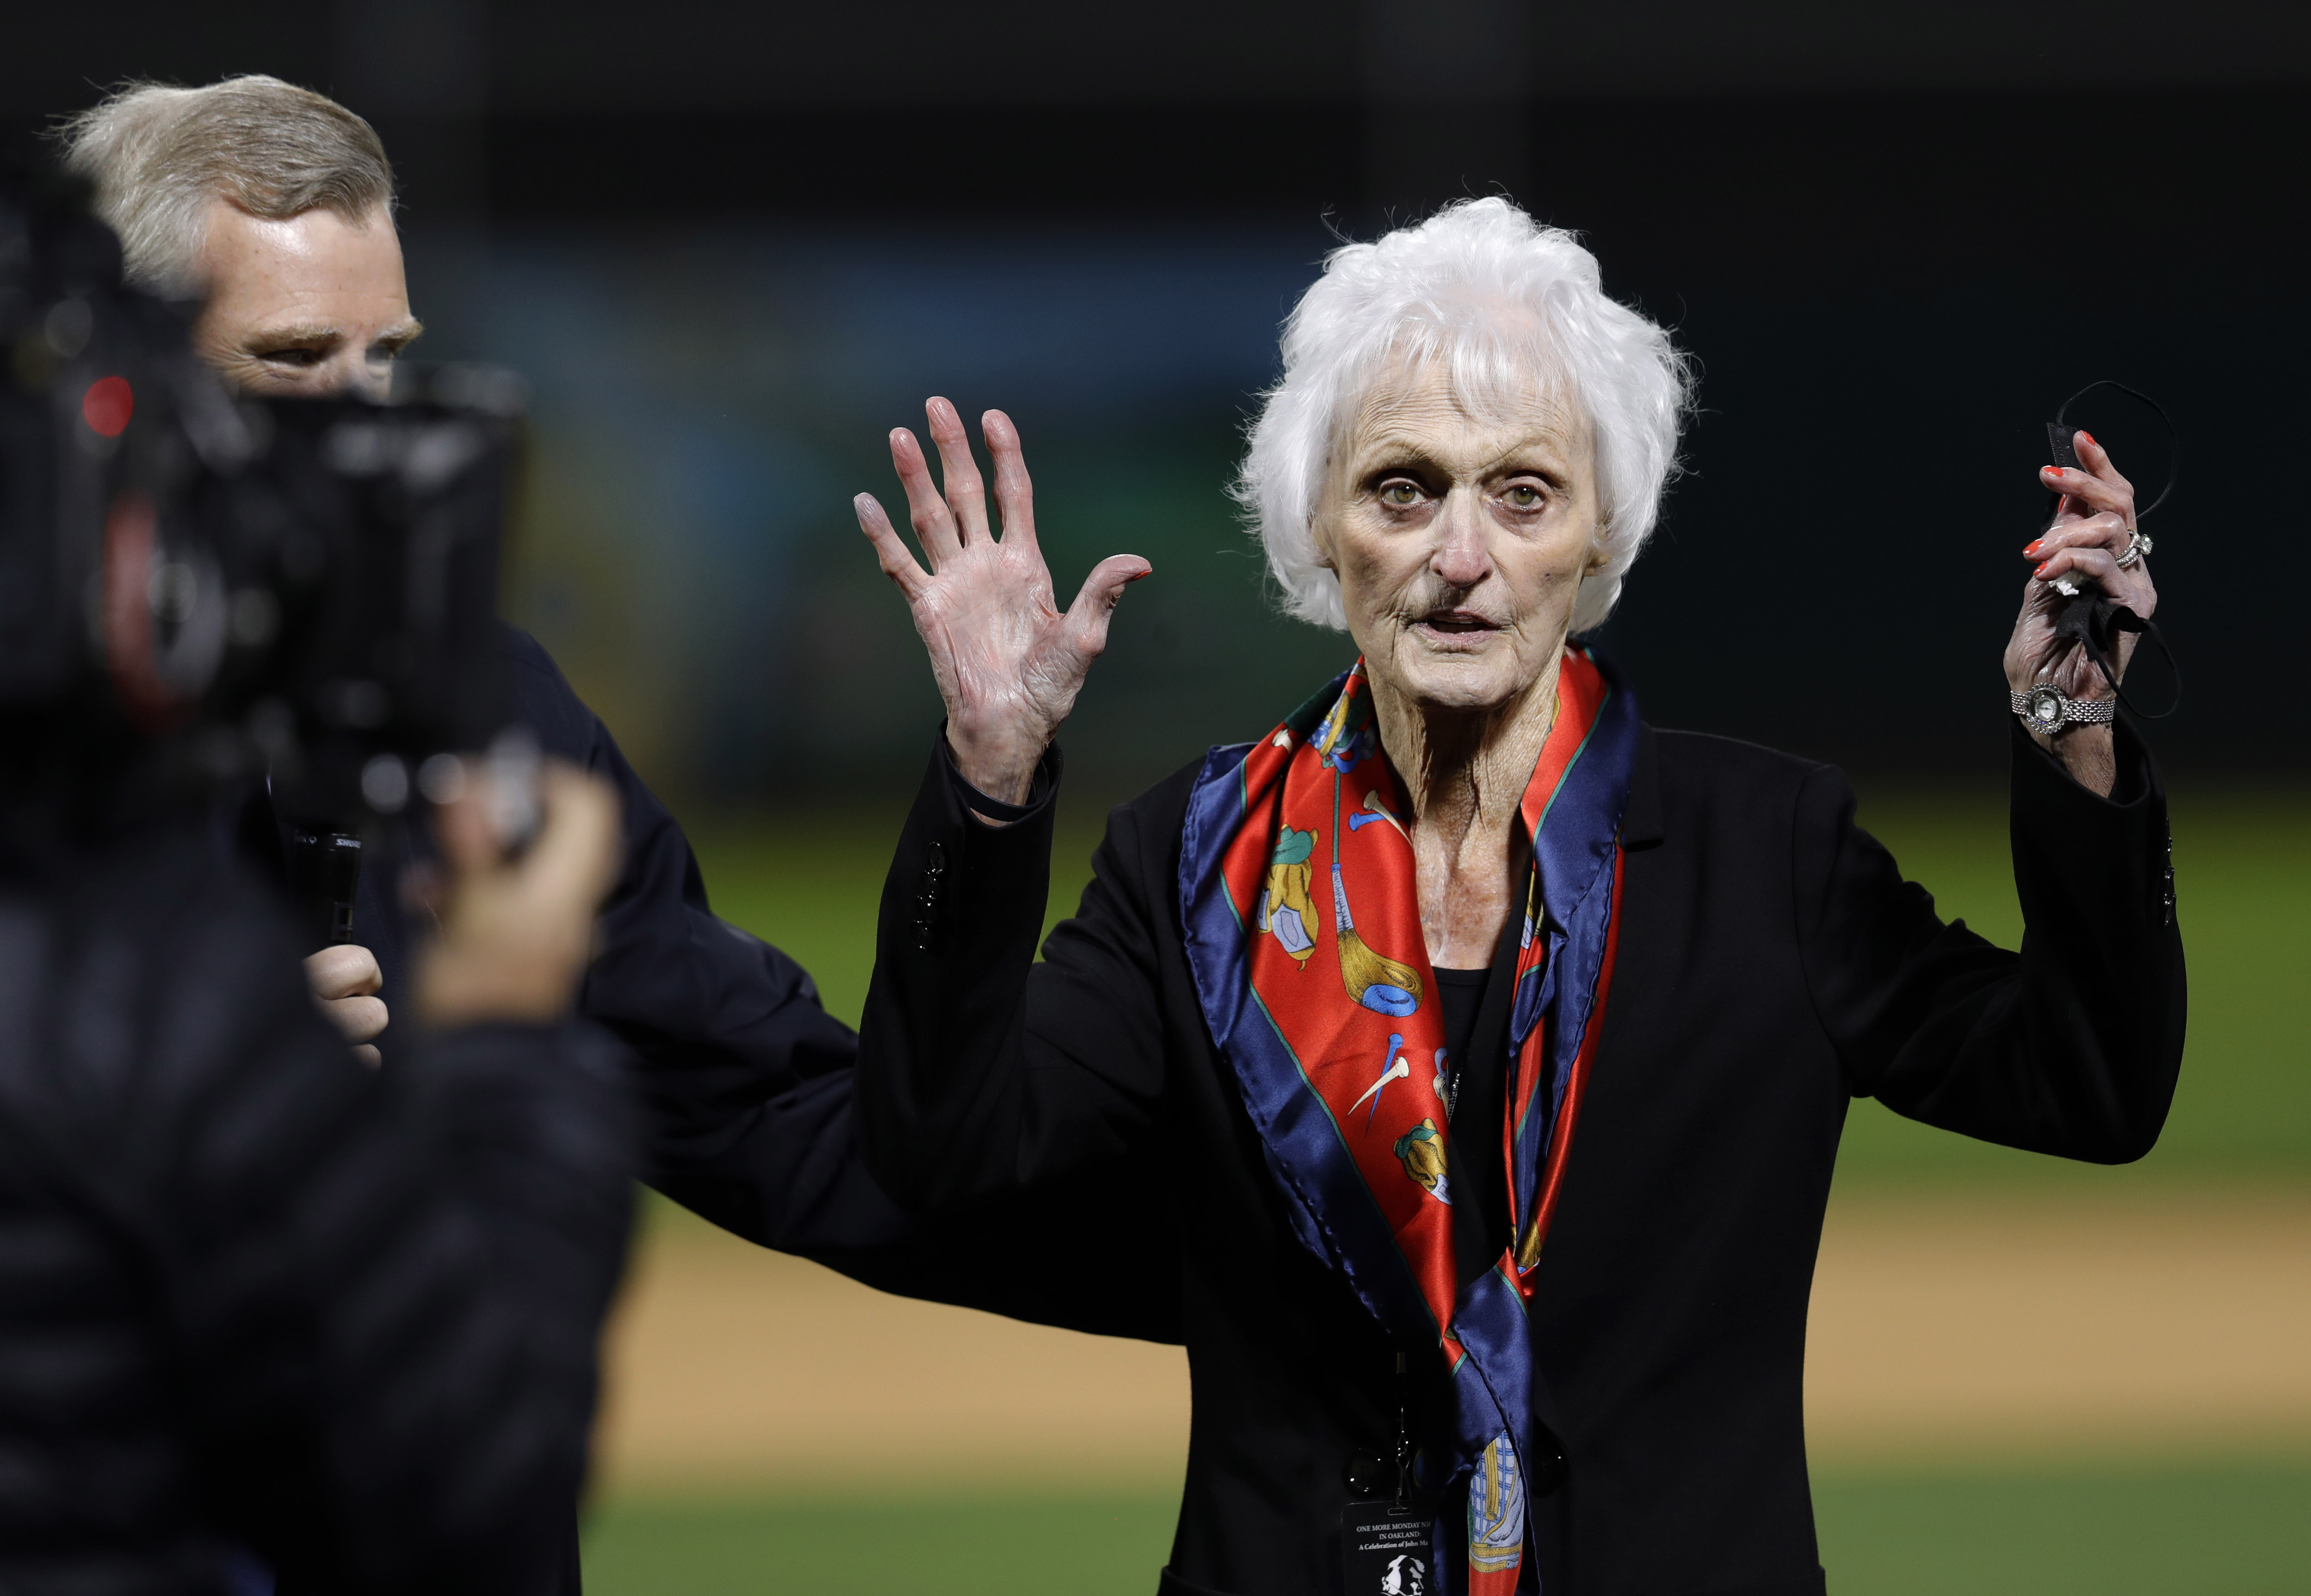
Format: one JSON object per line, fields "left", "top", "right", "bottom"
{"left": 285, "top": 828, "right": 362, "bottom": 949}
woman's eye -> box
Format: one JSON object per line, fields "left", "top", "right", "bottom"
{"left": 1504, "top": 484, "right": 1545, "bottom": 509}
{"left": 1378, "top": 481, "right": 1423, "bottom": 507}
{"left": 261, "top": 348, "right": 324, "bottom": 367}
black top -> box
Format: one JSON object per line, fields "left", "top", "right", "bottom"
{"left": 1433, "top": 968, "right": 1490, "bottom": 1092}
{"left": 0, "top": 813, "right": 634, "bottom": 1595}
{"left": 855, "top": 716, "right": 2186, "bottom": 1596}
{"left": 1431, "top": 964, "right": 1513, "bottom": 1284}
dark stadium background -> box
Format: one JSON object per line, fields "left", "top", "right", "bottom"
{"left": 9, "top": 0, "right": 2305, "bottom": 801}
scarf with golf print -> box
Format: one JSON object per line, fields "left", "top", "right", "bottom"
{"left": 1179, "top": 647, "right": 1637, "bottom": 1595}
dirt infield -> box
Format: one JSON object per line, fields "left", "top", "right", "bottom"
{"left": 592, "top": 1187, "right": 2311, "bottom": 1497}
{"left": 1806, "top": 1187, "right": 2311, "bottom": 1463}
{"left": 592, "top": 1208, "right": 1189, "bottom": 1496}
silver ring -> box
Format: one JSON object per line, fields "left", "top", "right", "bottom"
{"left": 2113, "top": 528, "right": 2151, "bottom": 569}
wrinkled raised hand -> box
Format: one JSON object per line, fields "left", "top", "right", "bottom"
{"left": 2002, "top": 429, "right": 2159, "bottom": 796}
{"left": 854, "top": 399, "right": 1150, "bottom": 804}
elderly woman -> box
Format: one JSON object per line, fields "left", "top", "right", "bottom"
{"left": 849, "top": 199, "right": 2183, "bottom": 1596}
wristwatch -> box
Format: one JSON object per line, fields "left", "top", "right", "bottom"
{"left": 2010, "top": 683, "right": 2116, "bottom": 736}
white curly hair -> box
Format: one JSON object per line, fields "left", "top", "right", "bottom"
{"left": 1234, "top": 197, "right": 1695, "bottom": 636}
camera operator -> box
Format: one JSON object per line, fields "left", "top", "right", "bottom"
{"left": 56, "top": 75, "right": 896, "bottom": 1239}
{"left": 0, "top": 179, "right": 632, "bottom": 1593}
{"left": 54, "top": 77, "right": 1187, "bottom": 1337}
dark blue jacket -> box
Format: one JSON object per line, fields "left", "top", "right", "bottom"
{"left": 352, "top": 628, "right": 1181, "bottom": 1333}
{"left": 321, "top": 629, "right": 1179, "bottom": 1594}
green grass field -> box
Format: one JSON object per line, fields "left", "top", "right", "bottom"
{"left": 1837, "top": 784, "right": 2310, "bottom": 1183}
{"left": 584, "top": 1464, "right": 2311, "bottom": 1595}
{"left": 593, "top": 782, "right": 2311, "bottom": 1593}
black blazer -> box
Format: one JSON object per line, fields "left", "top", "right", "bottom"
{"left": 857, "top": 717, "right": 2187, "bottom": 1596}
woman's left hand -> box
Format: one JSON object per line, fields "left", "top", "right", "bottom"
{"left": 2001, "top": 429, "right": 2158, "bottom": 796}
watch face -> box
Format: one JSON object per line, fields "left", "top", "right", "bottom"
{"left": 2028, "top": 686, "right": 2067, "bottom": 730}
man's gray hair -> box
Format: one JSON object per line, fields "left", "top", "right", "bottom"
{"left": 55, "top": 76, "right": 395, "bottom": 294}
{"left": 1234, "top": 198, "right": 1695, "bottom": 636}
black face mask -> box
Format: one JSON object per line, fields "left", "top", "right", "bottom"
{"left": 2043, "top": 379, "right": 2181, "bottom": 721}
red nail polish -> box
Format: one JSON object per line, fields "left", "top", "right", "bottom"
{"left": 2034, "top": 561, "right": 2051, "bottom": 578}
{"left": 2044, "top": 466, "right": 2065, "bottom": 479}
{"left": 2076, "top": 430, "right": 2095, "bottom": 448}
{"left": 2024, "top": 539, "right": 2043, "bottom": 556}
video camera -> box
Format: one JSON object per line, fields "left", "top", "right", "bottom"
{"left": 0, "top": 169, "right": 526, "bottom": 944}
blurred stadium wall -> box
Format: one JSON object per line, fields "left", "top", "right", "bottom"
{"left": 7, "top": 1, "right": 2305, "bottom": 804}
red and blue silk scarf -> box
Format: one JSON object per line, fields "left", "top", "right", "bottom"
{"left": 1178, "top": 648, "right": 1637, "bottom": 1595}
